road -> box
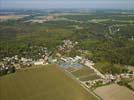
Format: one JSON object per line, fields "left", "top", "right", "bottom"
{"left": 57, "top": 65, "right": 102, "bottom": 100}
{"left": 65, "top": 70, "right": 102, "bottom": 100}
{"left": 84, "top": 60, "right": 105, "bottom": 79}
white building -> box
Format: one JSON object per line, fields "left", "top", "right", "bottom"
{"left": 34, "top": 61, "right": 44, "bottom": 65}
{"left": 34, "top": 59, "right": 48, "bottom": 65}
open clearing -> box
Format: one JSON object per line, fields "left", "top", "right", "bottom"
{"left": 94, "top": 84, "right": 134, "bottom": 100}
{"left": 0, "top": 64, "right": 97, "bottom": 100}
{"left": 28, "top": 15, "right": 55, "bottom": 23}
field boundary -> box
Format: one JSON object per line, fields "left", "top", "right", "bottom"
{"left": 57, "top": 64, "right": 102, "bottom": 100}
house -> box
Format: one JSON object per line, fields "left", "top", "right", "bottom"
{"left": 73, "top": 56, "right": 82, "bottom": 62}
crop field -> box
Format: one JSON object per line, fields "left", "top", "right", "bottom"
{"left": 0, "top": 64, "right": 97, "bottom": 100}
{"left": 0, "top": 15, "right": 28, "bottom": 21}
{"left": 71, "top": 66, "right": 100, "bottom": 81}
{"left": 94, "top": 84, "right": 134, "bottom": 100}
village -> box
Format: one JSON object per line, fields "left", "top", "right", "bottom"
{"left": 0, "top": 40, "right": 134, "bottom": 90}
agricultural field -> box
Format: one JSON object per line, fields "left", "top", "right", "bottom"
{"left": 0, "top": 64, "right": 97, "bottom": 100}
{"left": 94, "top": 84, "right": 134, "bottom": 100}
{"left": 70, "top": 66, "right": 100, "bottom": 81}
{"left": 0, "top": 15, "right": 29, "bottom": 21}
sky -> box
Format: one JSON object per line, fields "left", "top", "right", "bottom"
{"left": 0, "top": 0, "right": 134, "bottom": 9}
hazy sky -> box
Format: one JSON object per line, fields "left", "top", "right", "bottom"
{"left": 0, "top": 0, "right": 134, "bottom": 9}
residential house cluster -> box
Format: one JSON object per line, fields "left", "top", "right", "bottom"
{"left": 58, "top": 40, "right": 78, "bottom": 51}
{"left": 0, "top": 47, "right": 50, "bottom": 76}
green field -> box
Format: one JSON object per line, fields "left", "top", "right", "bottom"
{"left": 71, "top": 66, "right": 94, "bottom": 77}
{"left": 71, "top": 66, "right": 100, "bottom": 81}
{"left": 79, "top": 74, "right": 100, "bottom": 81}
{"left": 0, "top": 65, "right": 97, "bottom": 100}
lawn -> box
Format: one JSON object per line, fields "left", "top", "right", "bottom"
{"left": 0, "top": 64, "right": 97, "bottom": 100}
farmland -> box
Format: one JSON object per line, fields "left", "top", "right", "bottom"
{"left": 94, "top": 84, "right": 134, "bottom": 100}
{"left": 0, "top": 64, "right": 97, "bottom": 100}
{"left": 0, "top": 15, "right": 29, "bottom": 21}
